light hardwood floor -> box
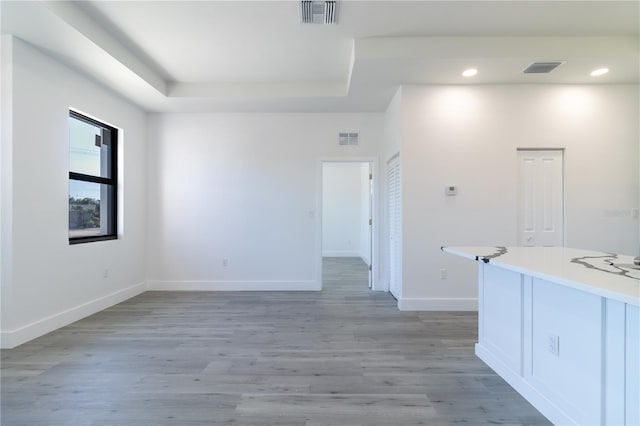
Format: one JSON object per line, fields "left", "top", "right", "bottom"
{"left": 1, "top": 258, "right": 550, "bottom": 425}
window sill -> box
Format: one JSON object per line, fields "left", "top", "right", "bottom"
{"left": 69, "top": 235, "right": 117, "bottom": 245}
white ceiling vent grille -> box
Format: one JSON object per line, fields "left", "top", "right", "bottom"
{"left": 300, "top": 1, "right": 338, "bottom": 24}
{"left": 339, "top": 132, "right": 358, "bottom": 146}
{"left": 523, "top": 61, "right": 564, "bottom": 74}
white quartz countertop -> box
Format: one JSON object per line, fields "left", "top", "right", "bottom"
{"left": 442, "top": 246, "right": 640, "bottom": 306}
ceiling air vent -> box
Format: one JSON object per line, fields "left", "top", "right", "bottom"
{"left": 300, "top": 1, "right": 338, "bottom": 24}
{"left": 523, "top": 61, "right": 564, "bottom": 74}
{"left": 339, "top": 132, "right": 358, "bottom": 146}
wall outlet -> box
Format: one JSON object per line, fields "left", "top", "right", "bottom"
{"left": 222, "top": 258, "right": 229, "bottom": 267}
{"left": 103, "top": 268, "right": 109, "bottom": 278}
{"left": 440, "top": 269, "right": 447, "bottom": 280}
{"left": 547, "top": 334, "right": 560, "bottom": 356}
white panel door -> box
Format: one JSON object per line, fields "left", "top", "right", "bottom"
{"left": 387, "top": 154, "right": 401, "bottom": 299}
{"left": 517, "top": 150, "right": 564, "bottom": 247}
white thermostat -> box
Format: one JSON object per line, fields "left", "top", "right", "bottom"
{"left": 445, "top": 185, "right": 457, "bottom": 196}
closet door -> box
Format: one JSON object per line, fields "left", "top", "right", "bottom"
{"left": 517, "top": 149, "right": 564, "bottom": 247}
{"left": 387, "top": 154, "right": 401, "bottom": 299}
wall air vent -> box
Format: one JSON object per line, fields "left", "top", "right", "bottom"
{"left": 339, "top": 132, "right": 358, "bottom": 146}
{"left": 523, "top": 61, "right": 564, "bottom": 74}
{"left": 300, "top": 0, "right": 338, "bottom": 24}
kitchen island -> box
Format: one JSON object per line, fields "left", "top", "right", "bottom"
{"left": 442, "top": 246, "right": 639, "bottom": 426}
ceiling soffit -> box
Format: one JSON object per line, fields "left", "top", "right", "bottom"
{"left": 2, "top": 1, "right": 638, "bottom": 112}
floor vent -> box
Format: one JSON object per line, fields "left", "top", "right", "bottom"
{"left": 523, "top": 61, "right": 564, "bottom": 74}
{"left": 339, "top": 132, "right": 358, "bottom": 146}
{"left": 300, "top": 1, "right": 337, "bottom": 24}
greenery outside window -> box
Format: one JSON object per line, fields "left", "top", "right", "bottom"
{"left": 68, "top": 111, "right": 118, "bottom": 244}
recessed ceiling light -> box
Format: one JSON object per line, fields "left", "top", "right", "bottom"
{"left": 462, "top": 68, "right": 478, "bottom": 77}
{"left": 590, "top": 68, "right": 609, "bottom": 77}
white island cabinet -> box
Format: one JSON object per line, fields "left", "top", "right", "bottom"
{"left": 443, "top": 246, "right": 639, "bottom": 426}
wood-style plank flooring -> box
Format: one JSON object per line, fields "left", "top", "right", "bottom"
{"left": 1, "top": 258, "right": 550, "bottom": 425}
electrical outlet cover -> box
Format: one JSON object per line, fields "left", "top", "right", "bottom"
{"left": 548, "top": 334, "right": 559, "bottom": 356}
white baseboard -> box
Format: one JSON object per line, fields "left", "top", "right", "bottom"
{"left": 147, "top": 280, "right": 320, "bottom": 291}
{"left": 475, "top": 343, "right": 572, "bottom": 425}
{"left": 0, "top": 281, "right": 146, "bottom": 349}
{"left": 322, "top": 251, "right": 360, "bottom": 258}
{"left": 397, "top": 297, "right": 478, "bottom": 311}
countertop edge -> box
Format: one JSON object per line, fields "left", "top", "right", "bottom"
{"left": 443, "top": 246, "right": 640, "bottom": 307}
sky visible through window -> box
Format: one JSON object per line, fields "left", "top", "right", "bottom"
{"left": 69, "top": 116, "right": 102, "bottom": 200}
{"left": 69, "top": 180, "right": 100, "bottom": 201}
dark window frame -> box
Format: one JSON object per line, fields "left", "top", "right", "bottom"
{"left": 68, "top": 110, "right": 118, "bottom": 245}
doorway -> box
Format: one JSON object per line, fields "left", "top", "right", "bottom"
{"left": 321, "top": 161, "right": 373, "bottom": 289}
{"left": 517, "top": 149, "right": 565, "bottom": 246}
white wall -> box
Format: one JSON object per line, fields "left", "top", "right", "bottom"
{"left": 322, "top": 162, "right": 369, "bottom": 260}
{"left": 0, "top": 37, "right": 148, "bottom": 348}
{"left": 383, "top": 88, "right": 403, "bottom": 162}
{"left": 146, "top": 113, "right": 383, "bottom": 291}
{"left": 1, "top": 36, "right": 14, "bottom": 336}
{"left": 397, "top": 84, "right": 639, "bottom": 310}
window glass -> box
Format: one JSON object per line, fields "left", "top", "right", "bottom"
{"left": 69, "top": 116, "right": 112, "bottom": 178}
{"left": 68, "top": 111, "right": 117, "bottom": 244}
{"left": 68, "top": 181, "right": 115, "bottom": 238}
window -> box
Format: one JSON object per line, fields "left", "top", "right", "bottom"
{"left": 68, "top": 111, "right": 118, "bottom": 244}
